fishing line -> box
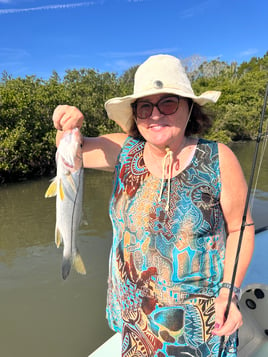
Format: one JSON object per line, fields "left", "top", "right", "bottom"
{"left": 250, "top": 96, "right": 268, "bottom": 211}
{"left": 217, "top": 82, "right": 268, "bottom": 357}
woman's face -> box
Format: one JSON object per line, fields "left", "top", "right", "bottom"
{"left": 135, "top": 94, "right": 190, "bottom": 150}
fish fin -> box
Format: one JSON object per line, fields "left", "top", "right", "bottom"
{"left": 73, "top": 252, "right": 87, "bottom": 275}
{"left": 62, "top": 257, "right": 72, "bottom": 280}
{"left": 59, "top": 179, "right": 65, "bottom": 200}
{"left": 66, "top": 173, "right": 77, "bottom": 194}
{"left": 55, "top": 227, "right": 62, "bottom": 248}
{"left": 45, "top": 178, "right": 57, "bottom": 198}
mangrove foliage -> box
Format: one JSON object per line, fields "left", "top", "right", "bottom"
{"left": 0, "top": 52, "right": 267, "bottom": 183}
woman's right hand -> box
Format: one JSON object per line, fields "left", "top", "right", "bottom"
{"left": 52, "top": 105, "right": 84, "bottom": 131}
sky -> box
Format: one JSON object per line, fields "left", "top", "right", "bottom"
{"left": 0, "top": 0, "right": 267, "bottom": 79}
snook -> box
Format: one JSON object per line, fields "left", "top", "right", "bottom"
{"left": 45, "top": 128, "right": 86, "bottom": 280}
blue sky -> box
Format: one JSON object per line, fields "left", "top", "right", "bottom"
{"left": 0, "top": 0, "right": 267, "bottom": 79}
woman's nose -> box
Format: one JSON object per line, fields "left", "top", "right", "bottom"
{"left": 150, "top": 105, "right": 162, "bottom": 119}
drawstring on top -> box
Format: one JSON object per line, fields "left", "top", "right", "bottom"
{"left": 158, "top": 147, "right": 173, "bottom": 211}
{"left": 157, "top": 104, "right": 193, "bottom": 211}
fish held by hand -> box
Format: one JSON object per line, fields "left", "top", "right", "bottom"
{"left": 45, "top": 128, "right": 86, "bottom": 280}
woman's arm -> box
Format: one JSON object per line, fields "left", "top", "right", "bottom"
{"left": 53, "top": 105, "right": 128, "bottom": 171}
{"left": 81, "top": 133, "right": 128, "bottom": 171}
{"left": 219, "top": 143, "right": 254, "bottom": 285}
{"left": 213, "top": 143, "right": 255, "bottom": 336}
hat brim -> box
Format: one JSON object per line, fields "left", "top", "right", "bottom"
{"left": 105, "top": 88, "right": 221, "bottom": 133}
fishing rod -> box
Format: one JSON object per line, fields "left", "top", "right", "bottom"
{"left": 217, "top": 82, "right": 268, "bottom": 357}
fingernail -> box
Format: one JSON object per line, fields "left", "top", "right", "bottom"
{"left": 214, "top": 323, "right": 220, "bottom": 329}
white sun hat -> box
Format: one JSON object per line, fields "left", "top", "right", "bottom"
{"left": 105, "top": 54, "right": 221, "bottom": 133}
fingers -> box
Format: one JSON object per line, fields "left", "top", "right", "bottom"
{"left": 52, "top": 105, "right": 84, "bottom": 131}
{"left": 213, "top": 299, "right": 243, "bottom": 337}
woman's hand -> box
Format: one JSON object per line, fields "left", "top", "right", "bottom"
{"left": 52, "top": 105, "right": 84, "bottom": 131}
{"left": 212, "top": 293, "right": 243, "bottom": 336}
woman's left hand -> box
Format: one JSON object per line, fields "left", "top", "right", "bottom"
{"left": 212, "top": 293, "right": 243, "bottom": 336}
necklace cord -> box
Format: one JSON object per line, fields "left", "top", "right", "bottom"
{"left": 218, "top": 83, "right": 268, "bottom": 356}
{"left": 158, "top": 147, "right": 173, "bottom": 211}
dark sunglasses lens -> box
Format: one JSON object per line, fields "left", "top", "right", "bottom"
{"left": 135, "top": 96, "right": 180, "bottom": 119}
{"left": 136, "top": 102, "right": 153, "bottom": 119}
{"left": 158, "top": 97, "right": 179, "bottom": 115}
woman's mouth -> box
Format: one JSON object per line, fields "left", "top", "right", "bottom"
{"left": 148, "top": 123, "right": 168, "bottom": 131}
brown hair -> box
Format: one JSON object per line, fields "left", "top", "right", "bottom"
{"left": 185, "top": 100, "right": 213, "bottom": 136}
{"left": 127, "top": 99, "right": 213, "bottom": 138}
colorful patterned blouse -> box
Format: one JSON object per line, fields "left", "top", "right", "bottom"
{"left": 106, "top": 137, "right": 237, "bottom": 356}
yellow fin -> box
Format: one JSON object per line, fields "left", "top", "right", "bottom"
{"left": 59, "top": 179, "right": 65, "bottom": 200}
{"left": 73, "top": 253, "right": 86, "bottom": 275}
{"left": 55, "top": 227, "right": 61, "bottom": 248}
{"left": 66, "top": 172, "right": 77, "bottom": 193}
{"left": 45, "top": 178, "right": 57, "bottom": 198}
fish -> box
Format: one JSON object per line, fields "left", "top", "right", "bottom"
{"left": 45, "top": 128, "right": 86, "bottom": 280}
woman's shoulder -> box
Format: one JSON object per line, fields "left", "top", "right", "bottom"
{"left": 216, "top": 144, "right": 247, "bottom": 195}
{"left": 217, "top": 142, "right": 239, "bottom": 161}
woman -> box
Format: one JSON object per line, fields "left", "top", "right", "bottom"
{"left": 53, "top": 54, "right": 254, "bottom": 356}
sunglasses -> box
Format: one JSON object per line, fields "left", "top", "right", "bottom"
{"left": 132, "top": 95, "right": 181, "bottom": 120}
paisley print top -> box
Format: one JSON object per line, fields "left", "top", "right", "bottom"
{"left": 106, "top": 137, "right": 236, "bottom": 356}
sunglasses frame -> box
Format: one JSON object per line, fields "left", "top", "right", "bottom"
{"left": 132, "top": 95, "right": 181, "bottom": 120}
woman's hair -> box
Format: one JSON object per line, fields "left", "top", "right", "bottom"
{"left": 184, "top": 99, "right": 213, "bottom": 136}
{"left": 127, "top": 98, "right": 213, "bottom": 138}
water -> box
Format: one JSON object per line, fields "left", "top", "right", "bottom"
{"left": 0, "top": 142, "right": 267, "bottom": 357}
{"left": 0, "top": 171, "right": 114, "bottom": 356}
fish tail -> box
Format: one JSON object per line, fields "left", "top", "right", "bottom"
{"left": 73, "top": 251, "right": 87, "bottom": 276}
{"left": 62, "top": 257, "right": 72, "bottom": 280}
